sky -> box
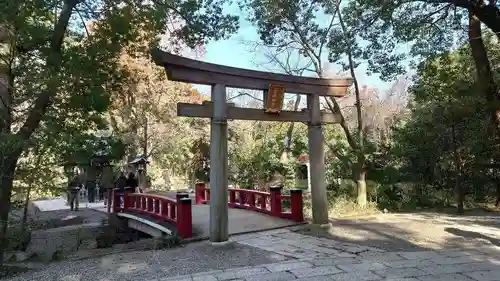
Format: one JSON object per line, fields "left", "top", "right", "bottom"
{"left": 193, "top": 4, "right": 396, "bottom": 97}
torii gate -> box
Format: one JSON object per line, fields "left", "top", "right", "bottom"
{"left": 152, "top": 49, "right": 353, "bottom": 243}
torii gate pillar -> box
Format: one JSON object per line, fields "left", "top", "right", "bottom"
{"left": 209, "top": 84, "right": 229, "bottom": 242}
{"left": 307, "top": 94, "right": 329, "bottom": 225}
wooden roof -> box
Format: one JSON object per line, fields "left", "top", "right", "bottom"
{"left": 151, "top": 48, "right": 353, "bottom": 96}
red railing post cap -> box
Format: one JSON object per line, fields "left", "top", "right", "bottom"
{"left": 179, "top": 198, "right": 192, "bottom": 204}
{"left": 176, "top": 192, "right": 189, "bottom": 199}
{"left": 269, "top": 184, "right": 283, "bottom": 190}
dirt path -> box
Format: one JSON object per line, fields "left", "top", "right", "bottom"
{"left": 297, "top": 212, "right": 500, "bottom": 251}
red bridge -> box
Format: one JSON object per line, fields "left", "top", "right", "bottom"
{"left": 109, "top": 184, "right": 305, "bottom": 239}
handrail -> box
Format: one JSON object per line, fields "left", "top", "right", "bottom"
{"left": 128, "top": 192, "right": 177, "bottom": 204}
{"left": 229, "top": 188, "right": 270, "bottom": 197}
{"left": 195, "top": 183, "right": 304, "bottom": 222}
{"left": 110, "top": 191, "right": 192, "bottom": 238}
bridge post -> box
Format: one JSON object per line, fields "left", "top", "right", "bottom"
{"left": 307, "top": 94, "right": 329, "bottom": 225}
{"left": 112, "top": 190, "right": 121, "bottom": 213}
{"left": 176, "top": 197, "right": 193, "bottom": 238}
{"left": 107, "top": 190, "right": 113, "bottom": 213}
{"left": 269, "top": 186, "right": 282, "bottom": 216}
{"left": 123, "top": 192, "right": 130, "bottom": 211}
{"left": 229, "top": 190, "right": 236, "bottom": 205}
{"left": 195, "top": 182, "right": 206, "bottom": 204}
{"left": 290, "top": 189, "right": 304, "bottom": 222}
{"left": 176, "top": 192, "right": 189, "bottom": 200}
{"left": 209, "top": 83, "right": 229, "bottom": 243}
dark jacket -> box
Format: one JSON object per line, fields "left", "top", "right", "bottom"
{"left": 126, "top": 176, "right": 138, "bottom": 189}
{"left": 115, "top": 175, "right": 127, "bottom": 192}
{"left": 67, "top": 177, "right": 81, "bottom": 193}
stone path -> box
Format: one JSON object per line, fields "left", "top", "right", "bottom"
{"left": 163, "top": 229, "right": 500, "bottom": 281}
{"left": 33, "top": 198, "right": 105, "bottom": 212}
{"left": 233, "top": 228, "right": 385, "bottom": 258}
{"left": 190, "top": 205, "right": 302, "bottom": 238}
{"left": 314, "top": 213, "right": 500, "bottom": 251}
{"left": 6, "top": 228, "right": 500, "bottom": 281}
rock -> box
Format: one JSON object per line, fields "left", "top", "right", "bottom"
{"left": 5, "top": 227, "right": 31, "bottom": 251}
{"left": 31, "top": 215, "right": 84, "bottom": 230}
{"left": 15, "top": 251, "right": 31, "bottom": 262}
{"left": 25, "top": 223, "right": 103, "bottom": 262}
{"left": 4, "top": 252, "right": 14, "bottom": 262}
{"left": 78, "top": 239, "right": 97, "bottom": 250}
{"left": 5, "top": 251, "right": 32, "bottom": 263}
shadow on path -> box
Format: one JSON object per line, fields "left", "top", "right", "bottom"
{"left": 294, "top": 212, "right": 500, "bottom": 252}
{"left": 445, "top": 227, "right": 500, "bottom": 247}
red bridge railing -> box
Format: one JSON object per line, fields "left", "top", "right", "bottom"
{"left": 195, "top": 183, "right": 304, "bottom": 222}
{"left": 110, "top": 191, "right": 192, "bottom": 238}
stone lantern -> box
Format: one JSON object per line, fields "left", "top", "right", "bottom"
{"left": 129, "top": 156, "right": 148, "bottom": 171}
{"left": 62, "top": 161, "right": 78, "bottom": 177}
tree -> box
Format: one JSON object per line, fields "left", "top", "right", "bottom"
{"left": 343, "top": 0, "right": 500, "bottom": 141}
{"left": 392, "top": 40, "right": 500, "bottom": 212}
{"left": 0, "top": 0, "right": 238, "bottom": 264}
{"left": 108, "top": 51, "right": 205, "bottom": 161}
{"left": 242, "top": 0, "right": 376, "bottom": 207}
{"left": 108, "top": 50, "right": 211, "bottom": 190}
{"left": 467, "top": 10, "right": 500, "bottom": 143}
{"left": 245, "top": 41, "right": 309, "bottom": 161}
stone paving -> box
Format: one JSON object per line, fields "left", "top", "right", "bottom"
{"left": 163, "top": 229, "right": 500, "bottom": 281}
{"left": 32, "top": 198, "right": 106, "bottom": 212}
{"left": 5, "top": 227, "right": 500, "bottom": 281}
{"left": 233, "top": 229, "right": 385, "bottom": 258}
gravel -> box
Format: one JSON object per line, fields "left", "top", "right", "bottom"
{"left": 3, "top": 241, "right": 290, "bottom": 281}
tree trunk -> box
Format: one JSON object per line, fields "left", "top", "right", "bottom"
{"left": 0, "top": 156, "right": 18, "bottom": 265}
{"left": 143, "top": 118, "right": 148, "bottom": 157}
{"left": 21, "top": 184, "right": 32, "bottom": 232}
{"left": 281, "top": 94, "right": 301, "bottom": 162}
{"left": 461, "top": 1, "right": 500, "bottom": 40}
{"left": 0, "top": 23, "right": 14, "bottom": 267}
{"left": 495, "top": 182, "right": 500, "bottom": 207}
{"left": 355, "top": 165, "right": 367, "bottom": 208}
{"left": 0, "top": 0, "right": 77, "bottom": 265}
{"left": 451, "top": 120, "right": 464, "bottom": 214}
{"left": 468, "top": 10, "right": 500, "bottom": 142}
{"left": 337, "top": 6, "right": 367, "bottom": 207}
{"left": 0, "top": 25, "right": 12, "bottom": 136}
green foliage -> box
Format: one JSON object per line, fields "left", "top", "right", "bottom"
{"left": 341, "top": 0, "right": 470, "bottom": 80}
{"left": 383, "top": 37, "right": 500, "bottom": 209}
{"left": 228, "top": 121, "right": 308, "bottom": 189}
{"left": 0, "top": 0, "right": 240, "bottom": 201}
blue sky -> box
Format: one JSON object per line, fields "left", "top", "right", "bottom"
{"left": 195, "top": 4, "right": 395, "bottom": 96}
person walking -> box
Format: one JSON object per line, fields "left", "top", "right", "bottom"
{"left": 67, "top": 175, "right": 82, "bottom": 211}
{"left": 115, "top": 172, "right": 127, "bottom": 193}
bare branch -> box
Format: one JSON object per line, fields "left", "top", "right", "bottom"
{"left": 324, "top": 139, "right": 352, "bottom": 165}
{"left": 75, "top": 8, "right": 90, "bottom": 37}
{"left": 325, "top": 97, "right": 359, "bottom": 151}
{"left": 227, "top": 91, "right": 263, "bottom": 102}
